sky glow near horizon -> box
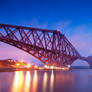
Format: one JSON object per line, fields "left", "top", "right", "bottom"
{"left": 0, "top": 0, "right": 92, "bottom": 65}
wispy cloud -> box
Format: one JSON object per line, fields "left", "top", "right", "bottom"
{"left": 53, "top": 21, "right": 92, "bottom": 57}
{"left": 51, "top": 20, "right": 71, "bottom": 31}
{"left": 65, "top": 24, "right": 92, "bottom": 56}
{"left": 18, "top": 18, "right": 48, "bottom": 29}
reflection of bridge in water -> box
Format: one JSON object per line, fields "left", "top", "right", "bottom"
{"left": 0, "top": 24, "right": 91, "bottom": 67}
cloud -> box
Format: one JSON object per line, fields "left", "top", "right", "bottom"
{"left": 51, "top": 20, "right": 71, "bottom": 31}
{"left": 18, "top": 18, "right": 48, "bottom": 29}
{"left": 30, "top": 19, "right": 48, "bottom": 28}
{"left": 52, "top": 21, "right": 92, "bottom": 57}
{"left": 67, "top": 24, "right": 92, "bottom": 57}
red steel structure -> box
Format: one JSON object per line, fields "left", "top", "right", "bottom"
{"left": 0, "top": 24, "right": 80, "bottom": 67}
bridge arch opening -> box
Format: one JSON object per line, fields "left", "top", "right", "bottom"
{"left": 71, "top": 59, "right": 90, "bottom": 67}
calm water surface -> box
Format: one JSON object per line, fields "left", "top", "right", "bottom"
{"left": 0, "top": 69, "right": 92, "bottom": 92}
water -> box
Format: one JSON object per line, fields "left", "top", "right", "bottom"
{"left": 0, "top": 69, "right": 92, "bottom": 92}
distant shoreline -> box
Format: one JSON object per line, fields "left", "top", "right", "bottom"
{"left": 71, "top": 66, "right": 92, "bottom": 69}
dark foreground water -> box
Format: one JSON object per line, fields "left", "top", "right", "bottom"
{"left": 0, "top": 69, "right": 92, "bottom": 92}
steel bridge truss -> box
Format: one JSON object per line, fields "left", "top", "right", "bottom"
{"left": 0, "top": 24, "right": 80, "bottom": 67}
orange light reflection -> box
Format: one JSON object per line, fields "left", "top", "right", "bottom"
{"left": 24, "top": 71, "right": 31, "bottom": 92}
{"left": 11, "top": 71, "right": 24, "bottom": 92}
{"left": 32, "top": 70, "right": 38, "bottom": 92}
{"left": 43, "top": 72, "right": 48, "bottom": 92}
{"left": 50, "top": 70, "right": 54, "bottom": 92}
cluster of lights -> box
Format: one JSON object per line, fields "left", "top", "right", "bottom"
{"left": 16, "top": 63, "right": 20, "bottom": 66}
{"left": 26, "top": 64, "right": 31, "bottom": 68}
{"left": 15, "top": 60, "right": 70, "bottom": 71}
{"left": 44, "top": 65, "right": 49, "bottom": 69}
{"left": 44, "top": 65, "right": 56, "bottom": 69}
{"left": 34, "top": 65, "right": 38, "bottom": 68}
{"left": 44, "top": 65, "right": 70, "bottom": 70}
{"left": 16, "top": 60, "right": 31, "bottom": 68}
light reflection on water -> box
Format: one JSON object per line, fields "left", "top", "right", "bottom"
{"left": 32, "top": 70, "right": 38, "bottom": 92}
{"left": 11, "top": 71, "right": 38, "bottom": 92}
{"left": 50, "top": 70, "right": 54, "bottom": 92}
{"left": 43, "top": 72, "right": 48, "bottom": 92}
{"left": 0, "top": 69, "right": 92, "bottom": 92}
{"left": 11, "top": 71, "right": 24, "bottom": 92}
{"left": 11, "top": 70, "right": 55, "bottom": 92}
{"left": 24, "top": 71, "right": 31, "bottom": 92}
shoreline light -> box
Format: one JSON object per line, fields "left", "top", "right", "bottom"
{"left": 34, "top": 65, "right": 38, "bottom": 68}
{"left": 26, "top": 64, "right": 31, "bottom": 68}
{"left": 16, "top": 63, "right": 20, "bottom": 66}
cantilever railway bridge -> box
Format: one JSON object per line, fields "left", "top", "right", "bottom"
{"left": 0, "top": 24, "right": 81, "bottom": 67}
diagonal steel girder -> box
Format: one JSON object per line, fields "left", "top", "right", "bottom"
{"left": 0, "top": 24, "right": 80, "bottom": 67}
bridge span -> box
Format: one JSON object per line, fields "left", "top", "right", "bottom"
{"left": 0, "top": 24, "right": 87, "bottom": 67}
{"left": 79, "top": 56, "right": 92, "bottom": 68}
